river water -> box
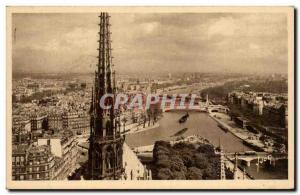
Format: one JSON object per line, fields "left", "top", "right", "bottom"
{"left": 125, "top": 111, "right": 287, "bottom": 179}
{"left": 126, "top": 111, "right": 251, "bottom": 152}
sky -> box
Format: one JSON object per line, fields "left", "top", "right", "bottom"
{"left": 12, "top": 12, "right": 288, "bottom": 74}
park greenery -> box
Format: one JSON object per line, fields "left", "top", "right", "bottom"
{"left": 200, "top": 79, "right": 288, "bottom": 103}
{"left": 151, "top": 141, "right": 222, "bottom": 180}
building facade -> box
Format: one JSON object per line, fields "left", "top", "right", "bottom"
{"left": 48, "top": 114, "right": 63, "bottom": 131}
{"left": 12, "top": 144, "right": 55, "bottom": 180}
{"left": 62, "top": 111, "right": 90, "bottom": 135}
{"left": 12, "top": 130, "right": 78, "bottom": 180}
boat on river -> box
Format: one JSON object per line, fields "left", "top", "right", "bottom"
{"left": 218, "top": 124, "right": 228, "bottom": 133}
{"left": 172, "top": 128, "right": 188, "bottom": 137}
{"left": 242, "top": 140, "right": 265, "bottom": 152}
{"left": 179, "top": 112, "right": 189, "bottom": 123}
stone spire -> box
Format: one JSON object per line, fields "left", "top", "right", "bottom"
{"left": 87, "top": 12, "right": 124, "bottom": 180}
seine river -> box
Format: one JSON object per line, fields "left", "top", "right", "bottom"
{"left": 125, "top": 111, "right": 251, "bottom": 152}
{"left": 125, "top": 111, "right": 288, "bottom": 179}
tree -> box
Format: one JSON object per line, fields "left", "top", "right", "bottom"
{"left": 186, "top": 167, "right": 203, "bottom": 180}
{"left": 225, "top": 167, "right": 234, "bottom": 179}
{"left": 157, "top": 168, "right": 173, "bottom": 180}
{"left": 172, "top": 171, "right": 186, "bottom": 180}
{"left": 121, "top": 117, "right": 127, "bottom": 132}
{"left": 152, "top": 140, "right": 219, "bottom": 180}
{"left": 169, "top": 155, "right": 186, "bottom": 172}
{"left": 203, "top": 163, "right": 219, "bottom": 179}
{"left": 156, "top": 159, "right": 172, "bottom": 168}
{"left": 142, "top": 114, "right": 147, "bottom": 128}
{"left": 181, "top": 154, "right": 194, "bottom": 167}
{"left": 194, "top": 153, "right": 208, "bottom": 169}
{"left": 147, "top": 109, "right": 152, "bottom": 126}
{"left": 197, "top": 144, "right": 215, "bottom": 155}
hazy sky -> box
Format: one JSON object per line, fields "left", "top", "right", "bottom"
{"left": 12, "top": 13, "right": 288, "bottom": 74}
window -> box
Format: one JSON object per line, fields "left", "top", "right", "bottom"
{"left": 36, "top": 174, "right": 40, "bottom": 179}
{"left": 16, "top": 156, "right": 20, "bottom": 165}
{"left": 20, "top": 157, "right": 24, "bottom": 165}
{"left": 12, "top": 157, "right": 15, "bottom": 165}
{"left": 28, "top": 174, "right": 32, "bottom": 180}
{"left": 20, "top": 175, "right": 24, "bottom": 180}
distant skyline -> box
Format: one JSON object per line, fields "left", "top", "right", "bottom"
{"left": 12, "top": 13, "right": 288, "bottom": 74}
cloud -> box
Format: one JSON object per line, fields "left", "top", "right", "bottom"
{"left": 12, "top": 13, "right": 288, "bottom": 74}
{"left": 207, "top": 17, "right": 237, "bottom": 38}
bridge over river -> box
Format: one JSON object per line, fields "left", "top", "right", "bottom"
{"left": 225, "top": 152, "right": 288, "bottom": 167}
{"left": 161, "top": 96, "right": 228, "bottom": 113}
{"left": 125, "top": 111, "right": 288, "bottom": 179}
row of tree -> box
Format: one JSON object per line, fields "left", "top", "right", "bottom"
{"left": 200, "top": 79, "right": 288, "bottom": 103}
{"left": 151, "top": 141, "right": 221, "bottom": 180}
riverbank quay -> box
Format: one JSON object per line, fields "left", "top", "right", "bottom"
{"left": 208, "top": 112, "right": 270, "bottom": 152}
{"left": 124, "top": 123, "right": 159, "bottom": 135}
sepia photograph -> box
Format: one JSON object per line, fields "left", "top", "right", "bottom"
{"left": 6, "top": 6, "right": 294, "bottom": 190}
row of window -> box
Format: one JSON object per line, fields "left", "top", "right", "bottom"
{"left": 28, "top": 165, "right": 49, "bottom": 172}
{"left": 13, "top": 165, "right": 49, "bottom": 173}
{"left": 12, "top": 156, "right": 25, "bottom": 162}
{"left": 13, "top": 172, "right": 49, "bottom": 180}
{"left": 13, "top": 157, "right": 50, "bottom": 166}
